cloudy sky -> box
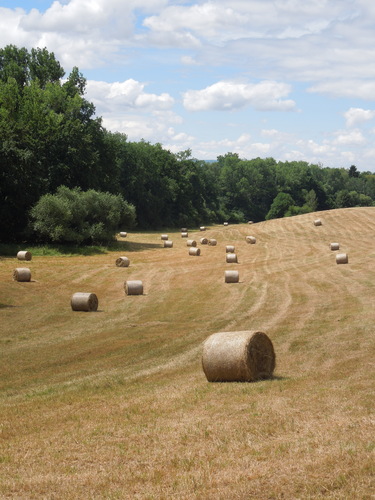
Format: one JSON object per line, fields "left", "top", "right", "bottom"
{"left": 2, "top": 0, "right": 375, "bottom": 171}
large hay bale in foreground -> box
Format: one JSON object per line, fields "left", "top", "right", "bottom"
{"left": 189, "top": 247, "right": 200, "bottom": 256}
{"left": 125, "top": 280, "right": 143, "bottom": 295}
{"left": 202, "top": 330, "right": 276, "bottom": 382}
{"left": 164, "top": 240, "right": 173, "bottom": 248}
{"left": 336, "top": 253, "right": 349, "bottom": 264}
{"left": 187, "top": 239, "right": 197, "bottom": 247}
{"left": 330, "top": 243, "right": 340, "bottom": 251}
{"left": 13, "top": 268, "right": 31, "bottom": 282}
{"left": 226, "top": 252, "right": 238, "bottom": 263}
{"left": 17, "top": 251, "right": 32, "bottom": 261}
{"left": 71, "top": 292, "right": 98, "bottom": 312}
{"left": 116, "top": 256, "right": 130, "bottom": 267}
{"left": 246, "top": 236, "right": 256, "bottom": 244}
{"left": 225, "top": 270, "right": 239, "bottom": 283}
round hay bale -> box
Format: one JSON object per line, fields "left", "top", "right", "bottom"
{"left": 330, "top": 243, "right": 340, "bottom": 251}
{"left": 223, "top": 222, "right": 229, "bottom": 226}
{"left": 189, "top": 247, "right": 201, "bottom": 256}
{"left": 116, "top": 256, "right": 130, "bottom": 267}
{"left": 336, "top": 253, "right": 348, "bottom": 264}
{"left": 202, "top": 330, "right": 276, "bottom": 382}
{"left": 208, "top": 239, "right": 217, "bottom": 246}
{"left": 161, "top": 234, "right": 168, "bottom": 241}
{"left": 119, "top": 232, "right": 127, "bottom": 238}
{"left": 248, "top": 220, "right": 254, "bottom": 224}
{"left": 181, "top": 227, "right": 188, "bottom": 232}
{"left": 200, "top": 226, "right": 206, "bottom": 231}
{"left": 181, "top": 232, "right": 188, "bottom": 238}
{"left": 314, "top": 219, "right": 322, "bottom": 226}
{"left": 17, "top": 251, "right": 32, "bottom": 261}
{"left": 125, "top": 280, "right": 143, "bottom": 295}
{"left": 187, "top": 239, "right": 197, "bottom": 247}
{"left": 226, "top": 252, "right": 238, "bottom": 263}
{"left": 225, "top": 270, "right": 239, "bottom": 283}
{"left": 226, "top": 245, "right": 235, "bottom": 253}
{"left": 164, "top": 240, "right": 173, "bottom": 248}
{"left": 71, "top": 292, "right": 98, "bottom": 312}
{"left": 13, "top": 268, "right": 31, "bottom": 282}
{"left": 200, "top": 237, "right": 208, "bottom": 245}
{"left": 246, "top": 236, "right": 256, "bottom": 244}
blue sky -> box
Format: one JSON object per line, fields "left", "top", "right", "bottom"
{"left": 2, "top": 0, "right": 375, "bottom": 172}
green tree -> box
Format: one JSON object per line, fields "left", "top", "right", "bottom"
{"left": 266, "top": 192, "right": 295, "bottom": 220}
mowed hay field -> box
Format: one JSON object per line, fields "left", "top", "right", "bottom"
{"left": 0, "top": 207, "right": 374, "bottom": 499}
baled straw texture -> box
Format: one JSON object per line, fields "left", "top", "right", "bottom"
{"left": 189, "top": 247, "right": 201, "bottom": 256}
{"left": 226, "top": 253, "right": 238, "bottom": 263}
{"left": 330, "top": 243, "right": 340, "bottom": 251}
{"left": 13, "top": 268, "right": 31, "bottom": 282}
{"left": 164, "top": 240, "right": 173, "bottom": 248}
{"left": 223, "top": 222, "right": 229, "bottom": 226}
{"left": 225, "top": 270, "right": 239, "bottom": 283}
{"left": 336, "top": 253, "right": 349, "bottom": 264}
{"left": 125, "top": 280, "right": 144, "bottom": 295}
{"left": 161, "top": 234, "right": 169, "bottom": 240}
{"left": 226, "top": 245, "right": 235, "bottom": 253}
{"left": 200, "top": 226, "right": 206, "bottom": 231}
{"left": 208, "top": 239, "right": 217, "bottom": 246}
{"left": 181, "top": 232, "right": 188, "bottom": 238}
{"left": 17, "top": 251, "right": 32, "bottom": 261}
{"left": 314, "top": 219, "right": 322, "bottom": 226}
{"left": 202, "top": 330, "right": 276, "bottom": 382}
{"left": 187, "top": 239, "right": 197, "bottom": 247}
{"left": 246, "top": 236, "right": 256, "bottom": 244}
{"left": 119, "top": 232, "right": 127, "bottom": 237}
{"left": 116, "top": 256, "right": 130, "bottom": 267}
{"left": 71, "top": 292, "right": 98, "bottom": 312}
{"left": 200, "top": 237, "right": 208, "bottom": 245}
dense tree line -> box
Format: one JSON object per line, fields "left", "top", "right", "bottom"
{"left": 0, "top": 45, "right": 374, "bottom": 243}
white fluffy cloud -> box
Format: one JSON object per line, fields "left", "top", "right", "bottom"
{"left": 344, "top": 108, "right": 375, "bottom": 128}
{"left": 182, "top": 80, "right": 296, "bottom": 112}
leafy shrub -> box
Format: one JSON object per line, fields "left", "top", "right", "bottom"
{"left": 30, "top": 186, "right": 136, "bottom": 244}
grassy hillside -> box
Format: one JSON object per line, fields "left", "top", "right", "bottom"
{"left": 0, "top": 207, "right": 374, "bottom": 499}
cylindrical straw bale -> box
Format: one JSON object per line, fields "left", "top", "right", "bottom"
{"left": 13, "top": 268, "right": 31, "bottom": 282}
{"left": 189, "top": 247, "right": 200, "bottom": 256}
{"left": 119, "top": 232, "right": 127, "bottom": 237}
{"left": 181, "top": 232, "right": 188, "bottom": 238}
{"left": 336, "top": 253, "right": 348, "bottom": 264}
{"left": 226, "top": 253, "right": 238, "bottom": 263}
{"left": 181, "top": 228, "right": 188, "bottom": 232}
{"left": 225, "top": 270, "right": 239, "bottom": 283}
{"left": 125, "top": 280, "right": 144, "bottom": 295}
{"left": 208, "top": 239, "right": 217, "bottom": 246}
{"left": 226, "top": 245, "right": 235, "bottom": 253}
{"left": 161, "top": 234, "right": 168, "bottom": 240}
{"left": 17, "top": 251, "right": 32, "bottom": 261}
{"left": 164, "top": 240, "right": 173, "bottom": 248}
{"left": 200, "top": 226, "right": 206, "bottom": 231}
{"left": 71, "top": 292, "right": 98, "bottom": 312}
{"left": 187, "top": 239, "right": 197, "bottom": 247}
{"left": 116, "top": 256, "right": 130, "bottom": 267}
{"left": 223, "top": 222, "right": 229, "bottom": 226}
{"left": 330, "top": 243, "right": 340, "bottom": 251}
{"left": 246, "top": 236, "right": 256, "bottom": 244}
{"left": 202, "top": 330, "right": 276, "bottom": 382}
{"left": 200, "top": 237, "right": 208, "bottom": 245}
{"left": 314, "top": 219, "right": 322, "bottom": 226}
{"left": 248, "top": 220, "right": 254, "bottom": 224}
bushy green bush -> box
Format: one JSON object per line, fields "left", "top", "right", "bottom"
{"left": 30, "top": 186, "right": 136, "bottom": 244}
